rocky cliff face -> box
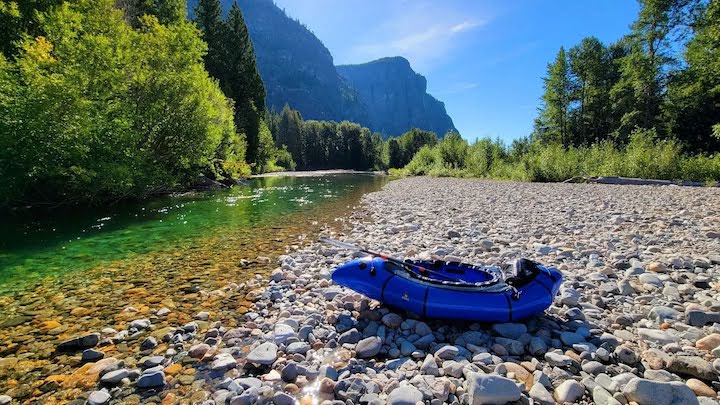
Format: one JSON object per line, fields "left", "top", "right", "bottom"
{"left": 337, "top": 57, "right": 456, "bottom": 137}
{"left": 234, "top": 0, "right": 367, "bottom": 123}
{"left": 187, "top": 0, "right": 455, "bottom": 137}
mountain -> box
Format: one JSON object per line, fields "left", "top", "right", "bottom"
{"left": 337, "top": 57, "right": 456, "bottom": 137}
{"left": 187, "top": 0, "right": 456, "bottom": 137}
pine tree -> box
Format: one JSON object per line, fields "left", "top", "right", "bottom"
{"left": 193, "top": 0, "right": 224, "bottom": 80}
{"left": 223, "top": 1, "right": 266, "bottom": 165}
{"left": 278, "top": 104, "right": 304, "bottom": 168}
{"left": 538, "top": 47, "right": 572, "bottom": 147}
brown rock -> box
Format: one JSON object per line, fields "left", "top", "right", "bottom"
{"left": 696, "top": 333, "right": 720, "bottom": 351}
{"left": 503, "top": 362, "right": 533, "bottom": 387}
{"left": 687, "top": 378, "right": 716, "bottom": 397}
{"left": 641, "top": 348, "right": 670, "bottom": 370}
{"left": 647, "top": 262, "right": 668, "bottom": 273}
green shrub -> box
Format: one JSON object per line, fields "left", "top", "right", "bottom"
{"left": 438, "top": 132, "right": 469, "bottom": 169}
{"left": 405, "top": 145, "right": 441, "bottom": 175}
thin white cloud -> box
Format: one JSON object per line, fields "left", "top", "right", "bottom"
{"left": 451, "top": 21, "right": 482, "bottom": 33}
{"left": 347, "top": 3, "right": 492, "bottom": 73}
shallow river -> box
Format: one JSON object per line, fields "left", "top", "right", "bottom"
{"left": 0, "top": 174, "right": 386, "bottom": 403}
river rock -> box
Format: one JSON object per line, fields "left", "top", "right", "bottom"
{"left": 87, "top": 390, "right": 111, "bottom": 405}
{"left": 356, "top": 336, "right": 382, "bottom": 358}
{"left": 387, "top": 385, "right": 423, "bottom": 405}
{"left": 57, "top": 333, "right": 100, "bottom": 351}
{"left": 491, "top": 323, "right": 527, "bottom": 339}
{"left": 687, "top": 311, "right": 720, "bottom": 327}
{"left": 686, "top": 378, "right": 716, "bottom": 397}
{"left": 668, "top": 356, "right": 717, "bottom": 381}
{"left": 382, "top": 313, "right": 403, "bottom": 328}
{"left": 554, "top": 380, "right": 585, "bottom": 403}
{"left": 529, "top": 381, "right": 555, "bottom": 405}
{"left": 622, "top": 377, "right": 699, "bottom": 405}
{"left": 137, "top": 370, "right": 165, "bottom": 388}
{"left": 246, "top": 342, "right": 278, "bottom": 365}
{"left": 467, "top": 373, "right": 521, "bottom": 405}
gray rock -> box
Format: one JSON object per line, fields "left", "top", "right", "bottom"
{"left": 637, "top": 328, "right": 679, "bottom": 345}
{"left": 286, "top": 341, "right": 310, "bottom": 354}
{"left": 388, "top": 385, "right": 424, "bottom": 405}
{"left": 400, "top": 340, "right": 416, "bottom": 356}
{"left": 494, "top": 337, "right": 524, "bottom": 355}
{"left": 211, "top": 353, "right": 237, "bottom": 371}
{"left": 57, "top": 333, "right": 100, "bottom": 351}
{"left": 140, "top": 336, "right": 157, "bottom": 350}
{"left": 100, "top": 368, "right": 129, "bottom": 385}
{"left": 140, "top": 355, "right": 165, "bottom": 368}
{"left": 491, "top": 323, "right": 527, "bottom": 339}
{"left": 554, "top": 380, "right": 585, "bottom": 403}
{"left": 687, "top": 311, "right": 720, "bottom": 327}
{"left": 338, "top": 328, "right": 362, "bottom": 344}
{"left": 281, "top": 363, "right": 298, "bottom": 382}
{"left": 622, "top": 377, "right": 699, "bottom": 405}
{"left": 529, "top": 382, "right": 555, "bottom": 405}
{"left": 272, "top": 392, "right": 295, "bottom": 405}
{"left": 382, "top": 313, "right": 403, "bottom": 328}
{"left": 129, "top": 319, "right": 151, "bottom": 330}
{"left": 593, "top": 386, "right": 622, "bottom": 405}
{"left": 614, "top": 346, "right": 638, "bottom": 364}
{"left": 235, "top": 377, "right": 262, "bottom": 390}
{"left": 87, "top": 390, "right": 111, "bottom": 405}
{"left": 230, "top": 387, "right": 259, "bottom": 405}
{"left": 467, "top": 373, "right": 521, "bottom": 405}
{"left": 560, "top": 331, "right": 585, "bottom": 346}
{"left": 0, "top": 396, "right": 10, "bottom": 405}
{"left": 273, "top": 323, "right": 296, "bottom": 344}
{"left": 435, "top": 345, "right": 459, "bottom": 360}
{"left": 421, "top": 354, "right": 439, "bottom": 376}
{"left": 82, "top": 349, "right": 105, "bottom": 362}
{"left": 246, "top": 342, "right": 278, "bottom": 365}
{"left": 188, "top": 343, "right": 211, "bottom": 358}
{"left": 667, "top": 355, "right": 717, "bottom": 380}
{"left": 137, "top": 370, "right": 165, "bottom": 388}
{"left": 649, "top": 306, "right": 681, "bottom": 321}
{"left": 415, "top": 322, "right": 432, "bottom": 336}
{"left": 582, "top": 361, "right": 606, "bottom": 375}
{"left": 545, "top": 352, "right": 573, "bottom": 368}
{"left": 356, "top": 336, "right": 382, "bottom": 358}
{"left": 529, "top": 337, "right": 548, "bottom": 355}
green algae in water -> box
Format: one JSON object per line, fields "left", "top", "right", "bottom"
{"left": 0, "top": 174, "right": 386, "bottom": 290}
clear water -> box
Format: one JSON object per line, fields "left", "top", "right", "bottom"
{"left": 0, "top": 174, "right": 387, "bottom": 291}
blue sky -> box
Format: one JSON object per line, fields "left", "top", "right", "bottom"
{"left": 272, "top": 0, "right": 640, "bottom": 143}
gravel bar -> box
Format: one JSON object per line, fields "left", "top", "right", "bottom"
{"left": 15, "top": 177, "right": 720, "bottom": 405}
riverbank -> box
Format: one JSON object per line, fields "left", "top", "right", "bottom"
{"left": 253, "top": 170, "right": 385, "bottom": 178}
{"left": 3, "top": 177, "right": 720, "bottom": 404}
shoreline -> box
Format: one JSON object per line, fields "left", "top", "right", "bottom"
{"left": 252, "top": 169, "right": 386, "bottom": 178}
{"left": 3, "top": 177, "right": 720, "bottom": 404}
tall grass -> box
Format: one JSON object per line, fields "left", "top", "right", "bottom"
{"left": 400, "top": 128, "right": 720, "bottom": 183}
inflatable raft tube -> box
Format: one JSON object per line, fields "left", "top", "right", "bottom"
{"left": 331, "top": 257, "right": 562, "bottom": 322}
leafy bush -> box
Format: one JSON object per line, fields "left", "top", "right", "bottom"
{"left": 400, "top": 129, "right": 720, "bottom": 184}
{"left": 0, "top": 0, "right": 241, "bottom": 207}
{"left": 438, "top": 132, "right": 469, "bottom": 169}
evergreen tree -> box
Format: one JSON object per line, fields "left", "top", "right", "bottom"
{"left": 537, "top": 47, "right": 572, "bottom": 146}
{"left": 611, "top": 0, "right": 699, "bottom": 140}
{"left": 223, "top": 1, "right": 266, "bottom": 165}
{"left": 666, "top": 0, "right": 720, "bottom": 152}
{"left": 118, "top": 0, "right": 187, "bottom": 26}
{"left": 193, "top": 0, "right": 224, "bottom": 80}
{"left": 278, "top": 104, "right": 304, "bottom": 167}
